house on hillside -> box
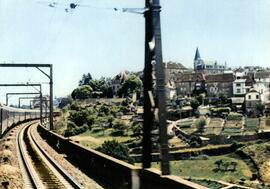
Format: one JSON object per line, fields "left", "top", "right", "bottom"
{"left": 175, "top": 72, "right": 206, "bottom": 97}
{"left": 112, "top": 71, "right": 128, "bottom": 96}
{"left": 254, "top": 71, "right": 270, "bottom": 102}
{"left": 245, "top": 89, "right": 263, "bottom": 115}
{"left": 205, "top": 73, "right": 234, "bottom": 97}
{"left": 233, "top": 74, "right": 254, "bottom": 97}
{"left": 231, "top": 97, "right": 245, "bottom": 112}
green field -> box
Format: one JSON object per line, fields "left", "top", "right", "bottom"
{"left": 245, "top": 118, "right": 260, "bottom": 131}
{"left": 151, "top": 154, "right": 253, "bottom": 184}
{"left": 189, "top": 179, "right": 225, "bottom": 189}
{"left": 70, "top": 128, "right": 134, "bottom": 149}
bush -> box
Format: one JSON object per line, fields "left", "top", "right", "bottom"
{"left": 210, "top": 107, "right": 231, "bottom": 116}
{"left": 86, "top": 114, "right": 96, "bottom": 127}
{"left": 96, "top": 140, "right": 134, "bottom": 164}
{"left": 111, "top": 130, "right": 125, "bottom": 136}
{"left": 71, "top": 85, "right": 93, "bottom": 100}
{"left": 196, "top": 118, "right": 206, "bottom": 133}
{"left": 190, "top": 99, "right": 200, "bottom": 112}
{"left": 112, "top": 119, "right": 128, "bottom": 131}
{"left": 64, "top": 122, "right": 88, "bottom": 137}
{"left": 69, "top": 102, "right": 80, "bottom": 111}
{"left": 131, "top": 123, "right": 142, "bottom": 136}
{"left": 68, "top": 110, "right": 88, "bottom": 126}
{"left": 99, "top": 105, "right": 111, "bottom": 115}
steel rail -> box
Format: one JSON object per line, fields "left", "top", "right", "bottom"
{"left": 28, "top": 124, "right": 84, "bottom": 189}
{"left": 17, "top": 122, "right": 45, "bottom": 189}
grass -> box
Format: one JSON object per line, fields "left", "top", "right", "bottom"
{"left": 245, "top": 118, "right": 259, "bottom": 131}
{"left": 189, "top": 179, "right": 225, "bottom": 189}
{"left": 150, "top": 154, "right": 252, "bottom": 184}
{"left": 177, "top": 119, "right": 194, "bottom": 128}
{"left": 241, "top": 141, "right": 270, "bottom": 183}
{"left": 222, "top": 127, "right": 241, "bottom": 136}
{"left": 72, "top": 128, "right": 134, "bottom": 149}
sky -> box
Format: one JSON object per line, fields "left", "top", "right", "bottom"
{"left": 0, "top": 0, "right": 270, "bottom": 105}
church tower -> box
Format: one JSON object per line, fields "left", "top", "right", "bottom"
{"left": 194, "top": 47, "right": 203, "bottom": 71}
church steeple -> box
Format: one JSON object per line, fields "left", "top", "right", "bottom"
{"left": 194, "top": 47, "right": 201, "bottom": 60}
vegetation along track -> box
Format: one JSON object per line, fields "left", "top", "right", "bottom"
{"left": 17, "top": 121, "right": 84, "bottom": 189}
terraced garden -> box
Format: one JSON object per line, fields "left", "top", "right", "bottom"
{"left": 151, "top": 154, "right": 253, "bottom": 185}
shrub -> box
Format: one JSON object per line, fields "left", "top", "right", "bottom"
{"left": 196, "top": 118, "right": 206, "bottom": 133}
{"left": 71, "top": 85, "right": 93, "bottom": 100}
{"left": 131, "top": 123, "right": 142, "bottom": 136}
{"left": 190, "top": 99, "right": 200, "bottom": 112}
{"left": 210, "top": 107, "right": 231, "bottom": 116}
{"left": 68, "top": 110, "right": 88, "bottom": 126}
{"left": 112, "top": 119, "right": 128, "bottom": 131}
{"left": 96, "top": 140, "right": 134, "bottom": 163}
{"left": 86, "top": 114, "right": 96, "bottom": 127}
{"left": 64, "top": 122, "right": 88, "bottom": 137}
{"left": 69, "top": 102, "right": 80, "bottom": 111}
{"left": 54, "top": 121, "right": 66, "bottom": 130}
{"left": 99, "top": 105, "right": 111, "bottom": 115}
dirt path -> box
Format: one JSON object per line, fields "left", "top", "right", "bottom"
{"left": 0, "top": 125, "right": 24, "bottom": 189}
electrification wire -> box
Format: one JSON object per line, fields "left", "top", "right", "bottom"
{"left": 35, "top": 5, "right": 57, "bottom": 60}
{"left": 43, "top": 12, "right": 71, "bottom": 62}
{"left": 35, "top": 0, "right": 146, "bottom": 14}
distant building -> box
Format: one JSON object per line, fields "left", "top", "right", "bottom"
{"left": 253, "top": 71, "right": 270, "bottom": 102}
{"left": 231, "top": 97, "right": 245, "bottom": 112}
{"left": 164, "top": 61, "right": 190, "bottom": 80}
{"left": 112, "top": 71, "right": 128, "bottom": 96}
{"left": 245, "top": 89, "right": 263, "bottom": 114}
{"left": 194, "top": 48, "right": 227, "bottom": 74}
{"left": 175, "top": 72, "right": 206, "bottom": 97}
{"left": 233, "top": 73, "right": 255, "bottom": 97}
{"left": 205, "top": 73, "right": 234, "bottom": 97}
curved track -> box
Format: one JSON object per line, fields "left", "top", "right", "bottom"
{"left": 17, "top": 122, "right": 84, "bottom": 189}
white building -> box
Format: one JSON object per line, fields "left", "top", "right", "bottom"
{"left": 254, "top": 71, "right": 270, "bottom": 102}
{"left": 245, "top": 89, "right": 263, "bottom": 114}
{"left": 233, "top": 79, "right": 247, "bottom": 96}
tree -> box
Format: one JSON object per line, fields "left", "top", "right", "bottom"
{"left": 88, "top": 78, "right": 114, "bottom": 98}
{"left": 190, "top": 99, "right": 200, "bottom": 112}
{"left": 196, "top": 94, "right": 205, "bottom": 105}
{"left": 219, "top": 93, "right": 228, "bottom": 104}
{"left": 196, "top": 118, "right": 206, "bottom": 133}
{"left": 215, "top": 159, "right": 223, "bottom": 170}
{"left": 71, "top": 85, "right": 93, "bottom": 100}
{"left": 68, "top": 110, "right": 89, "bottom": 126}
{"left": 131, "top": 122, "right": 143, "bottom": 139}
{"left": 118, "top": 75, "right": 142, "bottom": 97}
{"left": 79, "top": 73, "right": 92, "bottom": 86}
{"left": 58, "top": 96, "right": 73, "bottom": 109}
{"left": 96, "top": 140, "right": 134, "bottom": 163}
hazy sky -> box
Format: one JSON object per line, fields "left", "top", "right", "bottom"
{"left": 0, "top": 0, "right": 270, "bottom": 105}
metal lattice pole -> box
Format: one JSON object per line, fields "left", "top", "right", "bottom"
{"left": 152, "top": 0, "right": 170, "bottom": 175}
{"left": 142, "top": 0, "right": 154, "bottom": 170}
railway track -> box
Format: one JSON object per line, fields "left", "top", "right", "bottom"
{"left": 17, "top": 122, "right": 84, "bottom": 189}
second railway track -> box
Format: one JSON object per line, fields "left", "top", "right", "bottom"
{"left": 17, "top": 122, "right": 84, "bottom": 189}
